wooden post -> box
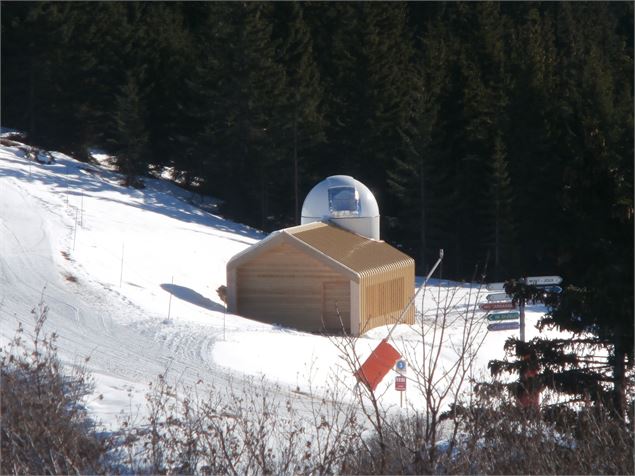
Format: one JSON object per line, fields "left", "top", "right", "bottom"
{"left": 119, "top": 242, "right": 124, "bottom": 288}
{"left": 73, "top": 208, "right": 78, "bottom": 251}
{"left": 167, "top": 276, "right": 173, "bottom": 320}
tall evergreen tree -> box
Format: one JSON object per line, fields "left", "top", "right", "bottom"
{"left": 195, "top": 3, "right": 287, "bottom": 229}
{"left": 108, "top": 70, "right": 150, "bottom": 187}
{"left": 483, "top": 134, "right": 516, "bottom": 279}
{"left": 274, "top": 2, "right": 326, "bottom": 225}
{"left": 388, "top": 19, "right": 448, "bottom": 271}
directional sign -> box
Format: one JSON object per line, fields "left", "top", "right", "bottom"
{"left": 480, "top": 301, "right": 516, "bottom": 311}
{"left": 526, "top": 276, "right": 563, "bottom": 286}
{"left": 487, "top": 311, "right": 520, "bottom": 322}
{"left": 395, "top": 375, "right": 407, "bottom": 391}
{"left": 486, "top": 292, "right": 512, "bottom": 302}
{"left": 541, "top": 285, "right": 562, "bottom": 294}
{"left": 487, "top": 321, "right": 520, "bottom": 332}
{"left": 486, "top": 282, "right": 506, "bottom": 291}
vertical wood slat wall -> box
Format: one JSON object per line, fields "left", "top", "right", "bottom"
{"left": 359, "top": 261, "right": 415, "bottom": 335}
{"left": 228, "top": 224, "right": 415, "bottom": 336}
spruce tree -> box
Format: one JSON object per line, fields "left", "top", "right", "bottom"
{"left": 388, "top": 19, "right": 448, "bottom": 271}
{"left": 194, "top": 3, "right": 287, "bottom": 229}
{"left": 483, "top": 134, "right": 516, "bottom": 279}
{"left": 275, "top": 2, "right": 326, "bottom": 225}
{"left": 108, "top": 71, "right": 150, "bottom": 187}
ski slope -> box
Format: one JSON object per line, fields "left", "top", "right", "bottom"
{"left": 0, "top": 142, "right": 567, "bottom": 427}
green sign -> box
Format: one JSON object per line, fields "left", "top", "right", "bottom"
{"left": 487, "top": 311, "right": 520, "bottom": 322}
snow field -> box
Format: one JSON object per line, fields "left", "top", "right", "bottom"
{"left": 0, "top": 143, "right": 572, "bottom": 429}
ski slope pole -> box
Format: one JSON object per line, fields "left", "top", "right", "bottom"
{"left": 386, "top": 249, "right": 444, "bottom": 341}
{"left": 167, "top": 276, "right": 173, "bottom": 320}
{"left": 119, "top": 242, "right": 124, "bottom": 288}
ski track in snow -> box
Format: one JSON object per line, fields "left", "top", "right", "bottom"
{"left": 0, "top": 148, "right": 271, "bottom": 424}
{"left": 0, "top": 144, "right": 572, "bottom": 428}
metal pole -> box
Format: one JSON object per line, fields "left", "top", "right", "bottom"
{"left": 519, "top": 277, "right": 526, "bottom": 342}
{"left": 80, "top": 192, "right": 84, "bottom": 227}
{"left": 386, "top": 249, "right": 444, "bottom": 341}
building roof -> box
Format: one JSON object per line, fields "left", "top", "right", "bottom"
{"left": 227, "top": 221, "right": 414, "bottom": 280}
{"left": 284, "top": 222, "right": 413, "bottom": 277}
{"left": 227, "top": 222, "right": 402, "bottom": 279}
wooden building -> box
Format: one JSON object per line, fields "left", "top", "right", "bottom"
{"left": 226, "top": 221, "right": 415, "bottom": 335}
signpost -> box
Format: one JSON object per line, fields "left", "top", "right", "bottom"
{"left": 526, "top": 276, "right": 563, "bottom": 286}
{"left": 395, "top": 359, "right": 407, "bottom": 375}
{"left": 487, "top": 276, "right": 562, "bottom": 291}
{"left": 487, "top": 311, "right": 520, "bottom": 322}
{"left": 395, "top": 361, "right": 407, "bottom": 407}
{"left": 486, "top": 292, "right": 511, "bottom": 302}
{"left": 487, "top": 321, "right": 520, "bottom": 332}
{"left": 395, "top": 375, "right": 407, "bottom": 407}
{"left": 541, "top": 285, "right": 562, "bottom": 294}
{"left": 486, "top": 282, "right": 506, "bottom": 291}
{"left": 480, "top": 301, "right": 516, "bottom": 311}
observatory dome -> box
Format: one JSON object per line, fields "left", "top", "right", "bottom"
{"left": 301, "top": 175, "right": 380, "bottom": 240}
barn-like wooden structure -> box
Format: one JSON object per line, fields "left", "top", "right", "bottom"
{"left": 226, "top": 221, "right": 415, "bottom": 335}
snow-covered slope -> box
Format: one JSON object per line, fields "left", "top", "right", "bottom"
{"left": 0, "top": 144, "right": 567, "bottom": 427}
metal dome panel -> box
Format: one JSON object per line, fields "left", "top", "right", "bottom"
{"left": 301, "top": 176, "right": 380, "bottom": 240}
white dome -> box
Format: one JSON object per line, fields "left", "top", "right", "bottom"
{"left": 301, "top": 175, "right": 380, "bottom": 240}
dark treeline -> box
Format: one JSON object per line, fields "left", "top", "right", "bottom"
{"left": 2, "top": 2, "right": 632, "bottom": 282}
{"left": 2, "top": 1, "right": 633, "bottom": 419}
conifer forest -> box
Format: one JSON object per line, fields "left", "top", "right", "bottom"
{"left": 2, "top": 3, "right": 633, "bottom": 414}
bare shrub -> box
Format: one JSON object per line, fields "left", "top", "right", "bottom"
{"left": 116, "top": 374, "right": 364, "bottom": 475}
{"left": 330, "top": 282, "right": 488, "bottom": 474}
{"left": 0, "top": 301, "right": 107, "bottom": 475}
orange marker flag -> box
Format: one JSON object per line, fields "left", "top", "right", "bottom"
{"left": 355, "top": 339, "right": 401, "bottom": 391}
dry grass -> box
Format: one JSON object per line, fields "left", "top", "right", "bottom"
{"left": 2, "top": 301, "right": 631, "bottom": 475}
{"left": 0, "top": 302, "right": 107, "bottom": 475}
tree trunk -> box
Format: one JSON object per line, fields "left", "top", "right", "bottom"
{"left": 293, "top": 109, "right": 299, "bottom": 224}
{"left": 419, "top": 160, "right": 427, "bottom": 271}
{"left": 613, "top": 337, "right": 626, "bottom": 418}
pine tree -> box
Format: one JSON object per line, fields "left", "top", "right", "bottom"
{"left": 275, "top": 2, "right": 326, "bottom": 225}
{"left": 194, "top": 3, "right": 287, "bottom": 229}
{"left": 141, "top": 3, "right": 196, "bottom": 173}
{"left": 490, "top": 3, "right": 633, "bottom": 419}
{"left": 108, "top": 71, "right": 150, "bottom": 187}
{"left": 388, "top": 19, "right": 448, "bottom": 271}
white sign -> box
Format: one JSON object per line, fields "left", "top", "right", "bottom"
{"left": 486, "top": 282, "right": 506, "bottom": 291}
{"left": 526, "top": 276, "right": 563, "bottom": 286}
{"left": 486, "top": 292, "right": 512, "bottom": 302}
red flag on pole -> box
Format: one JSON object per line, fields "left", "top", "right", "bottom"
{"left": 355, "top": 339, "right": 401, "bottom": 391}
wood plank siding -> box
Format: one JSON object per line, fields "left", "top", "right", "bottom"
{"left": 359, "top": 270, "right": 415, "bottom": 334}
{"left": 322, "top": 281, "right": 351, "bottom": 332}
{"left": 227, "top": 222, "right": 414, "bottom": 336}
{"left": 236, "top": 242, "right": 351, "bottom": 333}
